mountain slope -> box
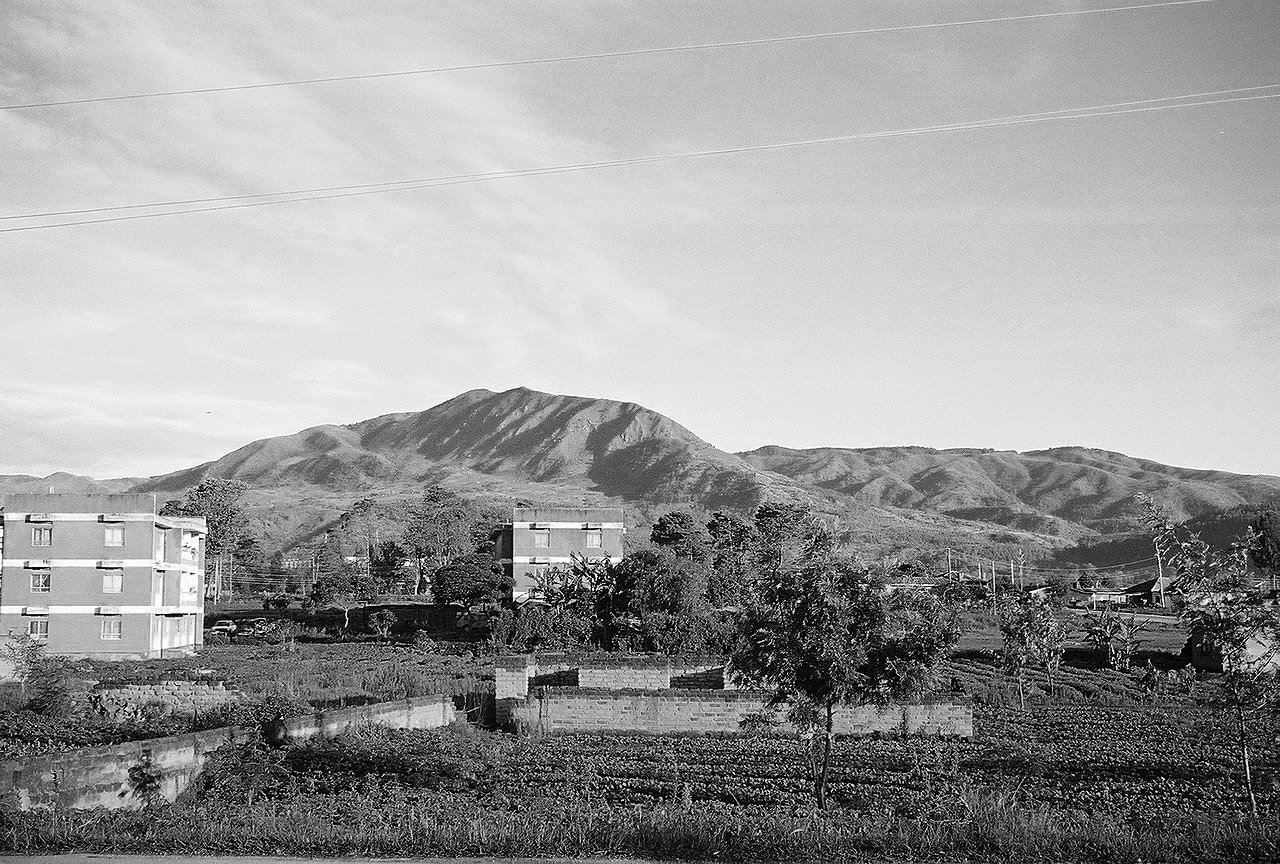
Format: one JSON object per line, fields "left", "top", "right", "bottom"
{"left": 135, "top": 387, "right": 798, "bottom": 512}
{"left": 739, "top": 445, "right": 1280, "bottom": 533}
{"left": 33, "top": 385, "right": 1278, "bottom": 555}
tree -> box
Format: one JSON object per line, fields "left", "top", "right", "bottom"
{"left": 998, "top": 595, "right": 1066, "bottom": 707}
{"left": 370, "top": 540, "right": 409, "bottom": 594}
{"left": 430, "top": 554, "right": 511, "bottom": 607}
{"left": 1081, "top": 608, "right": 1123, "bottom": 665}
{"left": 650, "top": 511, "right": 711, "bottom": 560}
{"left": 1142, "top": 496, "right": 1280, "bottom": 817}
{"left": 751, "top": 501, "right": 818, "bottom": 577}
{"left": 731, "top": 528, "right": 958, "bottom": 809}
{"left": 402, "top": 487, "right": 478, "bottom": 593}
{"left": 707, "top": 511, "right": 756, "bottom": 608}
{"left": 369, "top": 609, "right": 398, "bottom": 641}
{"left": 161, "top": 478, "right": 250, "bottom": 559}
{"left": 1249, "top": 509, "right": 1280, "bottom": 587}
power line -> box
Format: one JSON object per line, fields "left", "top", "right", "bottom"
{"left": 7, "top": 83, "right": 1271, "bottom": 224}
{"left": 3, "top": 85, "right": 1276, "bottom": 234}
{"left": 0, "top": 1, "right": 1218, "bottom": 112}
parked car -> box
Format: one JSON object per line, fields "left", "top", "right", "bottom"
{"left": 208, "top": 619, "right": 238, "bottom": 635}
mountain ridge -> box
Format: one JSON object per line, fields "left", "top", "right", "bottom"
{"left": 5, "top": 386, "right": 1278, "bottom": 554}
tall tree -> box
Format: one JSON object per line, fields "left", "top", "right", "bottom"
{"left": 402, "top": 486, "right": 477, "bottom": 593}
{"left": 998, "top": 595, "right": 1067, "bottom": 707}
{"left": 161, "top": 478, "right": 250, "bottom": 559}
{"left": 732, "top": 528, "right": 958, "bottom": 809}
{"left": 1249, "top": 509, "right": 1280, "bottom": 588}
{"left": 1142, "top": 497, "right": 1280, "bottom": 817}
{"left": 751, "top": 501, "right": 819, "bottom": 579}
{"left": 650, "top": 511, "right": 711, "bottom": 560}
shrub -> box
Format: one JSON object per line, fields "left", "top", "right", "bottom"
{"left": 411, "top": 631, "right": 438, "bottom": 653}
{"left": 25, "top": 656, "right": 77, "bottom": 718}
{"left": 205, "top": 632, "right": 231, "bottom": 647}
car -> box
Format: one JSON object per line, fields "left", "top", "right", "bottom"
{"left": 208, "top": 619, "right": 238, "bottom": 634}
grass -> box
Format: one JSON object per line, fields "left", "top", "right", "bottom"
{"left": 5, "top": 778, "right": 1277, "bottom": 861}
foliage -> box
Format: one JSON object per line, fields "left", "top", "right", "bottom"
{"left": 650, "top": 511, "right": 711, "bottom": 560}
{"left": 1141, "top": 495, "right": 1280, "bottom": 817}
{"left": 369, "top": 609, "right": 398, "bottom": 640}
{"left": 732, "top": 526, "right": 959, "bottom": 808}
{"left": 402, "top": 486, "right": 480, "bottom": 593}
{"left": 262, "top": 593, "right": 293, "bottom": 610}
{"left": 430, "top": 553, "right": 511, "bottom": 607}
{"left": 160, "top": 477, "right": 250, "bottom": 559}
{"left": 1250, "top": 509, "right": 1280, "bottom": 580}
{"left": 998, "top": 596, "right": 1067, "bottom": 707}
{"left": 489, "top": 606, "right": 594, "bottom": 652}
{"left": 0, "top": 634, "right": 47, "bottom": 701}
{"left": 25, "top": 655, "right": 77, "bottom": 718}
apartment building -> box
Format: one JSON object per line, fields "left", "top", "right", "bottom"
{"left": 0, "top": 493, "right": 206, "bottom": 659}
{"left": 492, "top": 507, "right": 625, "bottom": 599}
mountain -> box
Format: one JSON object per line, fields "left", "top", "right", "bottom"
{"left": 13, "top": 386, "right": 1280, "bottom": 556}
{"left": 0, "top": 472, "right": 140, "bottom": 496}
{"left": 739, "top": 445, "right": 1280, "bottom": 534}
{"left": 135, "top": 387, "right": 800, "bottom": 511}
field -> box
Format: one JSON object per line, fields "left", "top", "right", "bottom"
{"left": 7, "top": 707, "right": 1278, "bottom": 861}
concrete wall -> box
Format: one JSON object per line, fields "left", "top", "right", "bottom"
{"left": 273, "top": 694, "right": 456, "bottom": 742}
{"left": 513, "top": 689, "right": 973, "bottom": 737}
{"left": 0, "top": 694, "right": 457, "bottom": 811}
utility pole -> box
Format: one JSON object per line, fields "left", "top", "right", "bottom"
{"left": 1155, "top": 549, "right": 1166, "bottom": 609}
{"left": 946, "top": 547, "right": 953, "bottom": 579}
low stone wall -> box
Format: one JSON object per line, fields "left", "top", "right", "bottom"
{"left": 0, "top": 694, "right": 457, "bottom": 811}
{"left": 91, "top": 680, "right": 245, "bottom": 721}
{"left": 512, "top": 689, "right": 972, "bottom": 737}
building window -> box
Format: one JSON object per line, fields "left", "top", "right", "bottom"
{"left": 532, "top": 530, "right": 550, "bottom": 548}
{"left": 104, "top": 525, "right": 125, "bottom": 547}
{"left": 154, "top": 528, "right": 167, "bottom": 560}
{"left": 30, "top": 571, "right": 51, "bottom": 594}
{"left": 585, "top": 529, "right": 602, "bottom": 548}
{"left": 27, "top": 619, "right": 49, "bottom": 641}
{"left": 181, "top": 531, "right": 200, "bottom": 564}
{"left": 102, "top": 571, "right": 123, "bottom": 594}
{"left": 31, "top": 526, "right": 52, "bottom": 547}
{"left": 101, "top": 617, "right": 122, "bottom": 641}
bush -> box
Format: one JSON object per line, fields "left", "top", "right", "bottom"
{"left": 205, "top": 632, "right": 231, "bottom": 647}
{"left": 25, "top": 656, "right": 77, "bottom": 718}
{"left": 263, "top": 593, "right": 294, "bottom": 610}
{"left": 283, "top": 725, "right": 511, "bottom": 793}
{"left": 411, "top": 631, "right": 438, "bottom": 653}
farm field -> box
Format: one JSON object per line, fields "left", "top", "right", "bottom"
{"left": 8, "top": 706, "right": 1277, "bottom": 861}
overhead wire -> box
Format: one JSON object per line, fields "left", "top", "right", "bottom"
{"left": 3, "top": 84, "right": 1277, "bottom": 234}
{"left": 5, "top": 82, "right": 1272, "bottom": 224}
{"left": 0, "top": 0, "right": 1219, "bottom": 112}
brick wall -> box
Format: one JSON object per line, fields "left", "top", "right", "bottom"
{"left": 0, "top": 694, "right": 457, "bottom": 811}
{"left": 512, "top": 689, "right": 972, "bottom": 737}
{"left": 579, "top": 656, "right": 671, "bottom": 689}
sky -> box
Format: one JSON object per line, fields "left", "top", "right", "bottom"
{"left": 1, "top": 0, "right": 1277, "bottom": 479}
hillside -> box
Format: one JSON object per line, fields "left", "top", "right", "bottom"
{"left": 740, "top": 445, "right": 1280, "bottom": 536}
{"left": 0, "top": 472, "right": 140, "bottom": 496}
{"left": 8, "top": 387, "right": 1280, "bottom": 556}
